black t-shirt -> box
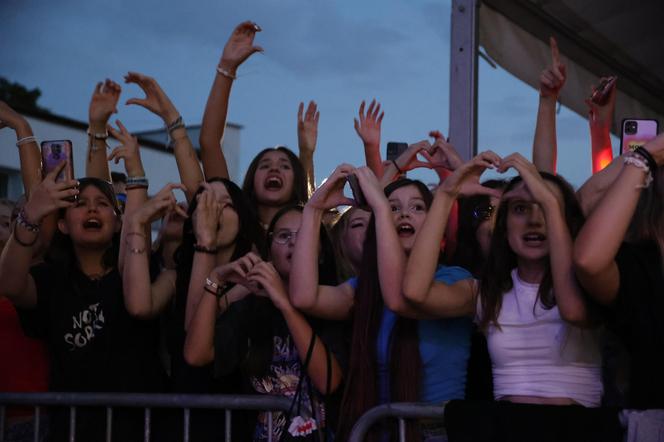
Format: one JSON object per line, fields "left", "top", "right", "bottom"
{"left": 18, "top": 263, "right": 164, "bottom": 393}
{"left": 610, "top": 241, "right": 664, "bottom": 408}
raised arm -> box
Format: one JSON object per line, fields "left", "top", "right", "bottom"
{"left": 183, "top": 184, "right": 224, "bottom": 330}
{"left": 298, "top": 101, "right": 319, "bottom": 197}
{"left": 122, "top": 183, "right": 185, "bottom": 318}
{"left": 574, "top": 133, "right": 664, "bottom": 304}
{"left": 248, "top": 261, "right": 343, "bottom": 393}
{"left": 184, "top": 253, "right": 263, "bottom": 367}
{"left": 354, "top": 100, "right": 385, "bottom": 177}
{"left": 403, "top": 152, "right": 501, "bottom": 316}
{"left": 379, "top": 140, "right": 434, "bottom": 186}
{"left": 0, "top": 163, "right": 78, "bottom": 308}
{"left": 107, "top": 119, "right": 149, "bottom": 273}
{"left": 86, "top": 79, "right": 121, "bottom": 180}
{"left": 576, "top": 154, "right": 623, "bottom": 216}
{"left": 532, "top": 37, "right": 566, "bottom": 174}
{"left": 586, "top": 76, "right": 617, "bottom": 173}
{"left": 124, "top": 72, "right": 204, "bottom": 202}
{"left": 499, "top": 153, "right": 589, "bottom": 325}
{"left": 200, "top": 21, "right": 263, "bottom": 180}
{"left": 289, "top": 165, "right": 356, "bottom": 320}
{"left": 0, "top": 101, "right": 41, "bottom": 196}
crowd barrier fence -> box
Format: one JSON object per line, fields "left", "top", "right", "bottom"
{"left": 0, "top": 392, "right": 292, "bottom": 442}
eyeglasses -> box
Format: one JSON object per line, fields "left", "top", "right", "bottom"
{"left": 472, "top": 204, "right": 494, "bottom": 221}
{"left": 271, "top": 229, "right": 299, "bottom": 245}
{"left": 390, "top": 203, "right": 427, "bottom": 215}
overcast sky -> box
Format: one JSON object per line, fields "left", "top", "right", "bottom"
{"left": 1, "top": 0, "right": 610, "bottom": 187}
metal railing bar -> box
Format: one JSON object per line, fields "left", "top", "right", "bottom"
{"left": 144, "top": 407, "right": 151, "bottom": 442}
{"left": 268, "top": 412, "right": 273, "bottom": 442}
{"left": 69, "top": 406, "right": 76, "bottom": 442}
{"left": 224, "top": 409, "right": 231, "bottom": 442}
{"left": 398, "top": 418, "right": 405, "bottom": 442}
{"left": 33, "top": 406, "right": 40, "bottom": 442}
{"left": 0, "top": 393, "right": 291, "bottom": 412}
{"left": 183, "top": 408, "right": 189, "bottom": 442}
{"left": 0, "top": 405, "right": 4, "bottom": 442}
{"left": 106, "top": 407, "right": 112, "bottom": 442}
{"left": 348, "top": 403, "right": 446, "bottom": 442}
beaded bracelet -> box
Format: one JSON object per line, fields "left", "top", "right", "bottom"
{"left": 16, "top": 136, "right": 37, "bottom": 148}
{"left": 125, "top": 231, "right": 146, "bottom": 254}
{"left": 194, "top": 244, "right": 219, "bottom": 254}
{"left": 216, "top": 66, "right": 237, "bottom": 80}
{"left": 166, "top": 116, "right": 185, "bottom": 134}
{"left": 17, "top": 209, "right": 40, "bottom": 233}
{"left": 623, "top": 152, "right": 653, "bottom": 188}
{"left": 635, "top": 146, "right": 658, "bottom": 175}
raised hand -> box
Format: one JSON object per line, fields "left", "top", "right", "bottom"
{"left": 107, "top": 119, "right": 144, "bottom": 177}
{"left": 219, "top": 21, "right": 263, "bottom": 74}
{"left": 307, "top": 164, "right": 355, "bottom": 210}
{"left": 439, "top": 151, "right": 502, "bottom": 198}
{"left": 89, "top": 79, "right": 121, "bottom": 126}
{"left": 124, "top": 72, "right": 180, "bottom": 124}
{"left": 354, "top": 99, "right": 384, "bottom": 147}
{"left": 394, "top": 140, "right": 435, "bottom": 172}
{"left": 209, "top": 252, "right": 263, "bottom": 291}
{"left": 247, "top": 261, "right": 291, "bottom": 311}
{"left": 191, "top": 184, "right": 223, "bottom": 248}
{"left": 585, "top": 76, "right": 617, "bottom": 128}
{"left": 539, "top": 37, "right": 566, "bottom": 99}
{"left": 0, "top": 101, "right": 29, "bottom": 132}
{"left": 498, "top": 153, "right": 558, "bottom": 209}
{"left": 297, "top": 101, "right": 319, "bottom": 154}
{"left": 353, "top": 166, "right": 390, "bottom": 211}
{"left": 422, "top": 131, "right": 463, "bottom": 171}
{"left": 23, "top": 162, "right": 79, "bottom": 224}
{"left": 130, "top": 183, "right": 187, "bottom": 228}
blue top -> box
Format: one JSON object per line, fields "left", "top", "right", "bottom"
{"left": 348, "top": 265, "right": 473, "bottom": 404}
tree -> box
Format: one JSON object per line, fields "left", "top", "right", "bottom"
{"left": 0, "top": 77, "right": 50, "bottom": 113}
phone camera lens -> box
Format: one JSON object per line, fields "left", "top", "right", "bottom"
{"left": 625, "top": 121, "right": 638, "bottom": 135}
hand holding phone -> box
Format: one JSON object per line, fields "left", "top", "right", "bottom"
{"left": 346, "top": 174, "right": 368, "bottom": 208}
{"left": 41, "top": 140, "right": 74, "bottom": 182}
{"left": 386, "top": 142, "right": 409, "bottom": 162}
{"left": 589, "top": 76, "right": 617, "bottom": 106}
{"left": 621, "top": 119, "right": 659, "bottom": 153}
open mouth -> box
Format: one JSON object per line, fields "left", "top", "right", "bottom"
{"left": 82, "top": 218, "right": 103, "bottom": 230}
{"left": 397, "top": 223, "right": 415, "bottom": 237}
{"left": 264, "top": 176, "right": 283, "bottom": 191}
{"left": 523, "top": 232, "right": 546, "bottom": 244}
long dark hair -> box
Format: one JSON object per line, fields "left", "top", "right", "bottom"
{"left": 478, "top": 172, "right": 584, "bottom": 330}
{"left": 173, "top": 178, "right": 263, "bottom": 345}
{"left": 627, "top": 170, "right": 664, "bottom": 256}
{"left": 241, "top": 146, "right": 308, "bottom": 212}
{"left": 337, "top": 179, "right": 431, "bottom": 441}
{"left": 452, "top": 179, "right": 507, "bottom": 276}
{"left": 242, "top": 204, "right": 338, "bottom": 378}
{"left": 46, "top": 177, "right": 121, "bottom": 275}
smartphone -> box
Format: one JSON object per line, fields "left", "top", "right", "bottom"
{"left": 620, "top": 119, "right": 659, "bottom": 153}
{"left": 386, "top": 142, "right": 409, "bottom": 162}
{"left": 346, "top": 174, "right": 368, "bottom": 208}
{"left": 589, "top": 76, "right": 617, "bottom": 105}
{"left": 41, "top": 140, "right": 74, "bottom": 182}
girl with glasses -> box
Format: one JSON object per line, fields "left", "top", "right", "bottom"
{"left": 184, "top": 205, "right": 344, "bottom": 440}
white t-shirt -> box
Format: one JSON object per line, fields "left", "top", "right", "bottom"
{"left": 477, "top": 269, "right": 603, "bottom": 407}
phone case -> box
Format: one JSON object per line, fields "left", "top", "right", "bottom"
{"left": 590, "top": 76, "right": 616, "bottom": 105}
{"left": 386, "top": 142, "right": 409, "bottom": 161}
{"left": 41, "top": 140, "right": 74, "bottom": 182}
{"left": 346, "top": 174, "right": 368, "bottom": 208}
{"left": 620, "top": 119, "right": 659, "bottom": 153}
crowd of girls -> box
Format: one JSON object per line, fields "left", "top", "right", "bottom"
{"left": 1, "top": 21, "right": 663, "bottom": 442}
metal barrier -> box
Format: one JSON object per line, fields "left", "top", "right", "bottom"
{"left": 0, "top": 392, "right": 293, "bottom": 442}
{"left": 348, "top": 402, "right": 447, "bottom": 442}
